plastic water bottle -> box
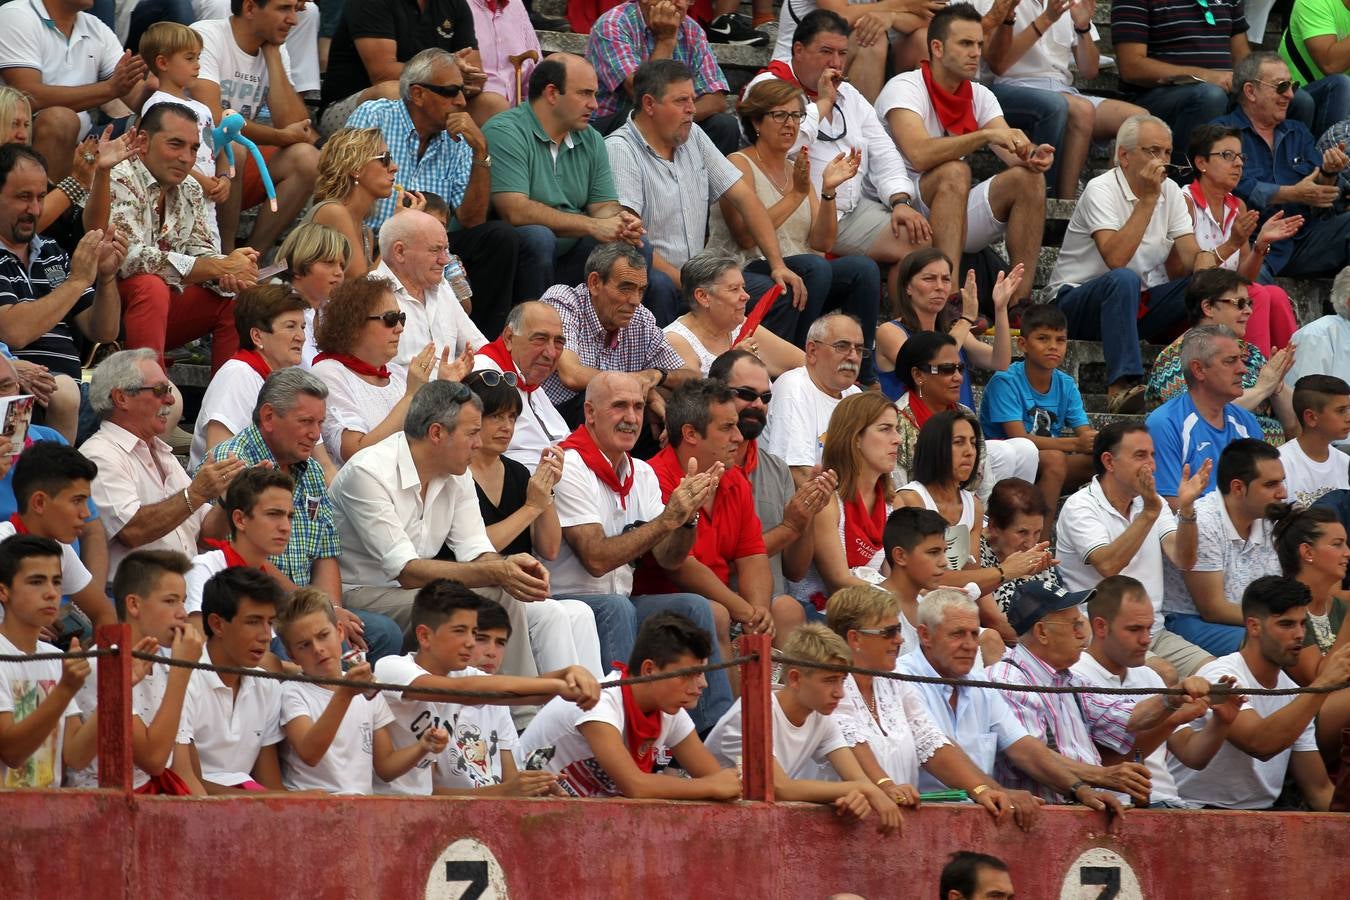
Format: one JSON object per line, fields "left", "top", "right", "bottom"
{"left": 446, "top": 254, "right": 473, "bottom": 306}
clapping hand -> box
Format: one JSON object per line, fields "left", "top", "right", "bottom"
{"left": 1174, "top": 460, "right": 1213, "bottom": 511}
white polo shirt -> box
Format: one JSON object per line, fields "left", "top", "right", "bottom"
{"left": 548, "top": 448, "right": 664, "bottom": 597}
{"left": 1056, "top": 477, "right": 1177, "bottom": 635}
{"left": 0, "top": 0, "right": 122, "bottom": 137}
{"left": 176, "top": 647, "right": 283, "bottom": 786}
{"left": 471, "top": 354, "right": 568, "bottom": 473}
{"left": 972, "top": 0, "right": 1100, "bottom": 85}
{"left": 330, "top": 431, "right": 496, "bottom": 591}
{"left": 190, "top": 359, "right": 264, "bottom": 469}
{"left": 760, "top": 366, "right": 860, "bottom": 468}
{"left": 874, "top": 70, "right": 1004, "bottom": 183}
{"left": 1047, "top": 168, "right": 1193, "bottom": 296}
{"left": 1161, "top": 490, "right": 1277, "bottom": 618}
{"left": 370, "top": 259, "right": 488, "bottom": 375}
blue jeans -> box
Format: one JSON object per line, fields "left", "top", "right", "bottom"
{"left": 270, "top": 608, "right": 404, "bottom": 662}
{"left": 744, "top": 253, "right": 881, "bottom": 383}
{"left": 560, "top": 592, "right": 734, "bottom": 732}
{"left": 1164, "top": 613, "right": 1244, "bottom": 656}
{"left": 89, "top": 0, "right": 114, "bottom": 29}
{"left": 1132, "top": 83, "right": 1230, "bottom": 166}
{"left": 990, "top": 82, "right": 1070, "bottom": 192}
{"left": 513, "top": 225, "right": 598, "bottom": 304}
{"left": 1289, "top": 75, "right": 1350, "bottom": 141}
{"left": 1280, "top": 210, "right": 1350, "bottom": 277}
{"left": 1055, "top": 270, "right": 1190, "bottom": 385}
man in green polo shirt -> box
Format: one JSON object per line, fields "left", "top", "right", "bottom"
{"left": 483, "top": 52, "right": 646, "bottom": 304}
{"left": 1278, "top": 0, "right": 1350, "bottom": 135}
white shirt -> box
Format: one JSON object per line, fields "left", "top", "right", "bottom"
{"left": 330, "top": 431, "right": 496, "bottom": 591}
{"left": 280, "top": 680, "right": 396, "bottom": 795}
{"left": 1071, "top": 653, "right": 1184, "bottom": 804}
{"left": 370, "top": 259, "right": 488, "bottom": 374}
{"left": 973, "top": 0, "right": 1099, "bottom": 85}
{"left": 874, "top": 70, "right": 1004, "bottom": 183}
{"left": 706, "top": 693, "right": 849, "bottom": 779}
{"left": 432, "top": 685, "right": 518, "bottom": 790}
{"left": 1170, "top": 653, "right": 1318, "bottom": 809}
{"left": 547, "top": 448, "right": 664, "bottom": 597}
{"left": 1056, "top": 478, "right": 1178, "bottom": 636}
{"left": 1279, "top": 439, "right": 1350, "bottom": 509}
{"left": 311, "top": 358, "right": 408, "bottom": 467}
{"left": 1047, "top": 169, "right": 1194, "bottom": 295}
{"left": 0, "top": 634, "right": 80, "bottom": 788}
{"left": 191, "top": 18, "right": 294, "bottom": 122}
{"left": 1285, "top": 315, "right": 1350, "bottom": 390}
{"left": 128, "top": 648, "right": 174, "bottom": 790}
{"left": 829, "top": 674, "right": 950, "bottom": 788}
{"left": 471, "top": 354, "right": 568, "bottom": 473}
{"left": 302, "top": 307, "right": 319, "bottom": 368}
{"left": 81, "top": 420, "right": 210, "bottom": 576}
{"left": 190, "top": 358, "right": 264, "bottom": 469}
{"left": 743, "top": 69, "right": 915, "bottom": 218}
{"left": 516, "top": 673, "right": 695, "bottom": 797}
{"left": 183, "top": 548, "right": 232, "bottom": 617}
{"left": 760, "top": 366, "right": 861, "bottom": 467}
{"left": 0, "top": 0, "right": 123, "bottom": 137}
{"left": 176, "top": 647, "right": 283, "bottom": 786}
{"left": 370, "top": 652, "right": 461, "bottom": 796}
{"left": 1161, "top": 490, "right": 1278, "bottom": 618}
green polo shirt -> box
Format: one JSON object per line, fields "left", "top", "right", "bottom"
{"left": 482, "top": 103, "right": 618, "bottom": 253}
{"left": 1280, "top": 0, "right": 1350, "bottom": 87}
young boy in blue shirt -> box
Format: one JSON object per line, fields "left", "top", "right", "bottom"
{"left": 980, "top": 305, "right": 1097, "bottom": 537}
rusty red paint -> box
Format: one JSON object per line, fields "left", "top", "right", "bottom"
{"left": 739, "top": 633, "right": 774, "bottom": 803}
{"left": 95, "top": 623, "right": 133, "bottom": 793}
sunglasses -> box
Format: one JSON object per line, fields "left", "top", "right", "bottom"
{"left": 415, "top": 82, "right": 467, "bottom": 98}
{"left": 1255, "top": 78, "right": 1294, "bottom": 95}
{"left": 729, "top": 385, "right": 772, "bottom": 404}
{"left": 123, "top": 383, "right": 174, "bottom": 398}
{"left": 856, "top": 625, "right": 904, "bottom": 639}
{"left": 370, "top": 150, "right": 394, "bottom": 169}
{"left": 368, "top": 310, "right": 407, "bottom": 328}
{"left": 473, "top": 370, "right": 519, "bottom": 388}
{"left": 1210, "top": 296, "right": 1254, "bottom": 311}
{"left": 925, "top": 362, "right": 966, "bottom": 376}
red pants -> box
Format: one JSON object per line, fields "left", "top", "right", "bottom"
{"left": 118, "top": 274, "right": 238, "bottom": 372}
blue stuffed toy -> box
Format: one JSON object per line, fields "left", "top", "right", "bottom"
{"left": 212, "top": 109, "right": 277, "bottom": 212}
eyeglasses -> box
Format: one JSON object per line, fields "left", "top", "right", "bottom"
{"left": 473, "top": 370, "right": 519, "bottom": 388}
{"left": 1042, "top": 619, "right": 1088, "bottom": 634}
{"left": 821, "top": 339, "right": 871, "bottom": 359}
{"left": 415, "top": 82, "right": 466, "bottom": 98}
{"left": 1209, "top": 296, "right": 1254, "bottom": 311}
{"left": 1255, "top": 78, "right": 1294, "bottom": 95}
{"left": 367, "top": 310, "right": 407, "bottom": 328}
{"left": 122, "top": 383, "right": 174, "bottom": 398}
{"left": 729, "top": 385, "right": 772, "bottom": 405}
{"left": 925, "top": 362, "right": 967, "bottom": 376}
{"left": 1205, "top": 149, "right": 1247, "bottom": 163}
{"left": 369, "top": 151, "right": 394, "bottom": 169}
{"left": 1195, "top": 0, "right": 1216, "bottom": 26}
{"left": 764, "top": 110, "right": 806, "bottom": 123}
{"left": 856, "top": 625, "right": 904, "bottom": 640}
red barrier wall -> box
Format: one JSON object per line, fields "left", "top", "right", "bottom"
{"left": 2, "top": 790, "right": 1345, "bottom": 899}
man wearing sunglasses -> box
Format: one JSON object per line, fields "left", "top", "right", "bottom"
{"left": 1215, "top": 53, "right": 1350, "bottom": 280}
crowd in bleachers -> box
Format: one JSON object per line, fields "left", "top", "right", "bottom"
{"left": 0, "top": 0, "right": 1349, "bottom": 822}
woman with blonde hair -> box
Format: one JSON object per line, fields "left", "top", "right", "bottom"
{"left": 790, "top": 392, "right": 901, "bottom": 618}
{"left": 277, "top": 222, "right": 351, "bottom": 366}
{"left": 308, "top": 127, "right": 419, "bottom": 278}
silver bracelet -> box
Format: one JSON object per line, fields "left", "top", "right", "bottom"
{"left": 56, "top": 176, "right": 90, "bottom": 210}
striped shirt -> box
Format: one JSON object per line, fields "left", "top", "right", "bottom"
{"left": 987, "top": 644, "right": 1136, "bottom": 804}
{"left": 207, "top": 425, "right": 341, "bottom": 585}
{"left": 1111, "top": 0, "right": 1247, "bottom": 72}
{"left": 587, "top": 1, "right": 729, "bottom": 120}
{"left": 540, "top": 280, "right": 685, "bottom": 406}
{"left": 345, "top": 99, "right": 473, "bottom": 230}
{"left": 606, "top": 117, "right": 742, "bottom": 267}
{"left": 0, "top": 234, "right": 95, "bottom": 379}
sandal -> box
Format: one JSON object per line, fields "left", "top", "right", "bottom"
{"left": 1106, "top": 383, "right": 1147, "bottom": 414}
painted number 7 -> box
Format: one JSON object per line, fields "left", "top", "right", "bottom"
{"left": 1081, "top": 865, "right": 1121, "bottom": 900}
{"left": 445, "top": 861, "right": 489, "bottom": 900}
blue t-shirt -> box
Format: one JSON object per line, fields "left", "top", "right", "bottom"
{"left": 1145, "top": 392, "right": 1262, "bottom": 498}
{"left": 979, "top": 361, "right": 1089, "bottom": 440}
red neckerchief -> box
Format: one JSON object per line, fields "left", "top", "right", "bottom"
{"left": 613, "top": 662, "right": 662, "bottom": 773}
{"left": 477, "top": 338, "right": 538, "bottom": 393}
{"left": 205, "top": 539, "right": 257, "bottom": 570}
{"left": 1187, "top": 180, "right": 1240, "bottom": 234}
{"left": 7, "top": 513, "right": 27, "bottom": 534}
{"left": 907, "top": 391, "right": 937, "bottom": 428}
{"left": 920, "top": 60, "right": 978, "bottom": 136}
{"left": 841, "top": 480, "right": 887, "bottom": 568}
{"left": 230, "top": 349, "right": 272, "bottom": 380}
{"left": 313, "top": 352, "right": 390, "bottom": 380}
{"left": 762, "top": 60, "right": 817, "bottom": 100}
{"left": 559, "top": 425, "right": 634, "bottom": 508}
{"left": 741, "top": 438, "right": 760, "bottom": 474}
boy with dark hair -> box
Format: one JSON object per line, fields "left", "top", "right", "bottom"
{"left": 0, "top": 442, "right": 114, "bottom": 631}
{"left": 939, "top": 851, "right": 1014, "bottom": 900}
{"left": 470, "top": 601, "right": 511, "bottom": 674}
{"left": 706, "top": 623, "right": 902, "bottom": 831}
{"left": 517, "top": 611, "right": 742, "bottom": 800}
{"left": 275, "top": 588, "right": 448, "bottom": 795}
{"left": 111, "top": 549, "right": 203, "bottom": 794}
{"left": 0, "top": 535, "right": 96, "bottom": 787}
{"left": 172, "top": 567, "right": 287, "bottom": 793}
{"left": 1281, "top": 374, "right": 1350, "bottom": 507}
{"left": 980, "top": 304, "right": 1097, "bottom": 536}
{"left": 185, "top": 467, "right": 295, "bottom": 622}
{"left": 374, "top": 579, "right": 597, "bottom": 796}
{"left": 879, "top": 506, "right": 951, "bottom": 650}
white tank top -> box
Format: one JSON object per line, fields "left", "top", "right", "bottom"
{"left": 900, "top": 481, "right": 975, "bottom": 571}
{"left": 664, "top": 319, "right": 737, "bottom": 376}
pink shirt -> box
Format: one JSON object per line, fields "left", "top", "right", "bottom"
{"left": 467, "top": 0, "right": 539, "bottom": 105}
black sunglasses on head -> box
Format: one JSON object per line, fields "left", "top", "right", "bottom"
{"left": 416, "top": 82, "right": 466, "bottom": 98}
{"left": 368, "top": 310, "right": 407, "bottom": 328}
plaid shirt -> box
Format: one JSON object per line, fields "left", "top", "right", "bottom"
{"left": 540, "top": 280, "right": 685, "bottom": 405}
{"left": 110, "top": 157, "right": 221, "bottom": 286}
{"left": 208, "top": 425, "right": 340, "bottom": 584}
{"left": 346, "top": 99, "right": 474, "bottom": 230}
{"left": 587, "top": 1, "right": 729, "bottom": 120}
{"left": 987, "top": 644, "right": 1136, "bottom": 803}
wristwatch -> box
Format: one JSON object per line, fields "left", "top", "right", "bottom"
{"left": 1067, "top": 780, "right": 1090, "bottom": 800}
{"left": 682, "top": 512, "right": 700, "bottom": 530}
{"left": 891, "top": 195, "right": 915, "bottom": 210}
{"left": 473, "top": 152, "right": 493, "bottom": 169}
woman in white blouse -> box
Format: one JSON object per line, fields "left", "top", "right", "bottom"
{"left": 312, "top": 276, "right": 462, "bottom": 466}
{"left": 824, "top": 585, "right": 1017, "bottom": 817}
{"left": 277, "top": 222, "right": 350, "bottom": 368}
